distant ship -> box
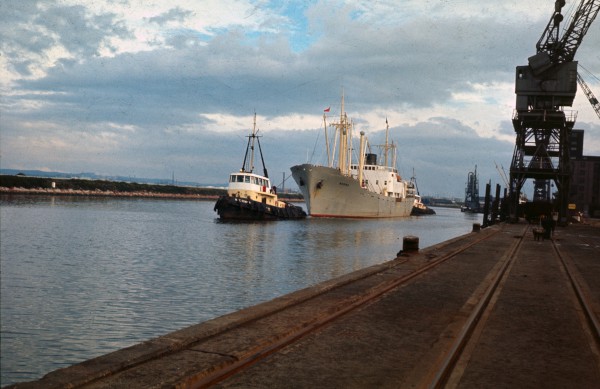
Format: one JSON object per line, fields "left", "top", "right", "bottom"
{"left": 410, "top": 173, "right": 435, "bottom": 216}
{"left": 291, "top": 95, "right": 415, "bottom": 218}
{"left": 214, "top": 114, "right": 307, "bottom": 220}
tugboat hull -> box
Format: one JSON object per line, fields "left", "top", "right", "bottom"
{"left": 214, "top": 196, "right": 306, "bottom": 220}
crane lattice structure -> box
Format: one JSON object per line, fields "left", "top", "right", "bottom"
{"left": 577, "top": 74, "right": 600, "bottom": 119}
{"left": 509, "top": 0, "right": 600, "bottom": 223}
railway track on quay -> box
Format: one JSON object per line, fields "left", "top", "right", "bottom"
{"left": 429, "top": 226, "right": 600, "bottom": 388}
{"left": 10, "top": 222, "right": 600, "bottom": 388}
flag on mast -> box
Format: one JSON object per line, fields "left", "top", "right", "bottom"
{"left": 324, "top": 107, "right": 330, "bottom": 112}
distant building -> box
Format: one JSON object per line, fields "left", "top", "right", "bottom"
{"left": 570, "top": 129, "right": 584, "bottom": 159}
{"left": 569, "top": 130, "right": 600, "bottom": 217}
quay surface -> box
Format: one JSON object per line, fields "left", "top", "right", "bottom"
{"left": 7, "top": 221, "right": 600, "bottom": 388}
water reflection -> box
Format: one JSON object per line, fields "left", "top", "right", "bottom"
{"left": 1, "top": 196, "right": 477, "bottom": 385}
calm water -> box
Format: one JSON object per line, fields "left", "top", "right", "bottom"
{"left": 0, "top": 195, "right": 480, "bottom": 386}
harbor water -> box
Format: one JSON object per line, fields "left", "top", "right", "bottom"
{"left": 0, "top": 195, "right": 480, "bottom": 386}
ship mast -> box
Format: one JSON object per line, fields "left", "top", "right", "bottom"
{"left": 241, "top": 112, "right": 259, "bottom": 174}
{"left": 250, "top": 113, "right": 256, "bottom": 173}
{"left": 338, "top": 93, "right": 346, "bottom": 175}
{"left": 384, "top": 118, "right": 389, "bottom": 167}
{"left": 324, "top": 113, "right": 331, "bottom": 167}
{"left": 375, "top": 118, "right": 395, "bottom": 169}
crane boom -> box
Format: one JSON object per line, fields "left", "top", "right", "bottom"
{"left": 536, "top": 0, "right": 566, "bottom": 58}
{"left": 494, "top": 161, "right": 509, "bottom": 188}
{"left": 555, "top": 0, "right": 600, "bottom": 63}
{"left": 529, "top": 0, "right": 600, "bottom": 76}
{"left": 577, "top": 74, "right": 600, "bottom": 119}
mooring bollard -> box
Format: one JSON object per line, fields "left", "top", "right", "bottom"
{"left": 472, "top": 223, "right": 481, "bottom": 232}
{"left": 403, "top": 235, "right": 419, "bottom": 252}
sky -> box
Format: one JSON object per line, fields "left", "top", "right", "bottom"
{"left": 1, "top": 0, "right": 599, "bottom": 198}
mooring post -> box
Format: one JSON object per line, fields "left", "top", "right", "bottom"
{"left": 402, "top": 235, "right": 419, "bottom": 253}
{"left": 482, "top": 181, "right": 492, "bottom": 228}
{"left": 491, "top": 184, "right": 501, "bottom": 225}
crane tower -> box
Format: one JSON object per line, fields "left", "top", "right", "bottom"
{"left": 509, "top": 0, "right": 600, "bottom": 223}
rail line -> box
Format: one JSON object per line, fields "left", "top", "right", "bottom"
{"left": 190, "top": 228, "right": 503, "bottom": 388}
{"left": 552, "top": 234, "right": 600, "bottom": 348}
{"left": 425, "top": 226, "right": 600, "bottom": 388}
{"left": 426, "top": 224, "right": 527, "bottom": 388}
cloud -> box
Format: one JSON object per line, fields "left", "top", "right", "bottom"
{"left": 1, "top": 0, "right": 599, "bottom": 198}
{"left": 147, "top": 7, "right": 194, "bottom": 25}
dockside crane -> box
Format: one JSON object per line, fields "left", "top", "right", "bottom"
{"left": 494, "top": 161, "right": 510, "bottom": 188}
{"left": 509, "top": 0, "right": 600, "bottom": 223}
{"left": 577, "top": 73, "right": 600, "bottom": 119}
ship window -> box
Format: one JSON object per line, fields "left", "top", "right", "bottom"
{"left": 376, "top": 180, "right": 379, "bottom": 185}
{"left": 384, "top": 181, "right": 387, "bottom": 185}
{"left": 245, "top": 176, "right": 250, "bottom": 183}
{"left": 230, "top": 175, "right": 235, "bottom": 182}
{"left": 237, "top": 175, "right": 244, "bottom": 182}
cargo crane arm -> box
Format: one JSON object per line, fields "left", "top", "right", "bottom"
{"left": 494, "top": 161, "right": 509, "bottom": 188}
{"left": 530, "top": 0, "right": 600, "bottom": 75}
{"left": 577, "top": 73, "right": 600, "bottom": 119}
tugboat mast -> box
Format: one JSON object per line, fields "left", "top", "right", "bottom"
{"left": 241, "top": 113, "right": 258, "bottom": 173}
{"left": 240, "top": 113, "right": 268, "bottom": 178}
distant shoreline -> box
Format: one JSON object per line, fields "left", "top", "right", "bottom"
{"left": 0, "top": 175, "right": 305, "bottom": 202}
{"left": 0, "top": 186, "right": 221, "bottom": 200}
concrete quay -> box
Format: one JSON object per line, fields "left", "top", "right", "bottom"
{"left": 7, "top": 221, "right": 600, "bottom": 388}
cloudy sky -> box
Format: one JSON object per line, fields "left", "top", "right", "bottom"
{"left": 1, "top": 0, "right": 599, "bottom": 197}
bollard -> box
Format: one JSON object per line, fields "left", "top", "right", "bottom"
{"left": 402, "top": 235, "right": 419, "bottom": 253}
{"left": 472, "top": 223, "right": 481, "bottom": 232}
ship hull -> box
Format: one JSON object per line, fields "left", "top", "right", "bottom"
{"left": 214, "top": 196, "right": 306, "bottom": 221}
{"left": 291, "top": 164, "right": 414, "bottom": 218}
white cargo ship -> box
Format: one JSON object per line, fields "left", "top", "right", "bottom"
{"left": 291, "top": 96, "right": 415, "bottom": 218}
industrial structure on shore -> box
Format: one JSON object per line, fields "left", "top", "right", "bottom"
{"left": 509, "top": 0, "right": 600, "bottom": 223}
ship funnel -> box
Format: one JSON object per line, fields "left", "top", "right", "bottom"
{"left": 365, "top": 153, "right": 377, "bottom": 165}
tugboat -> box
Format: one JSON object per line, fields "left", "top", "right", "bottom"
{"left": 214, "top": 114, "right": 307, "bottom": 221}
{"left": 410, "top": 172, "right": 435, "bottom": 216}
{"left": 411, "top": 193, "right": 436, "bottom": 215}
